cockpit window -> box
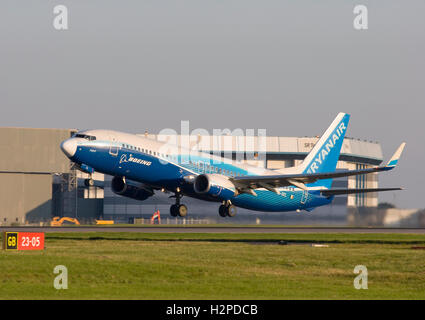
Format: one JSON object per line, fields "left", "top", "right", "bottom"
{"left": 74, "top": 134, "right": 96, "bottom": 141}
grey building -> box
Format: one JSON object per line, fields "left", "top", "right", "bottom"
{"left": 0, "top": 127, "right": 104, "bottom": 225}
{"left": 0, "top": 127, "right": 73, "bottom": 224}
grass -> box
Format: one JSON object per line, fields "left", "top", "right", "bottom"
{"left": 1, "top": 232, "right": 425, "bottom": 299}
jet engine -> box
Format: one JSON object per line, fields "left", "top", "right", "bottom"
{"left": 193, "top": 174, "right": 236, "bottom": 200}
{"left": 111, "top": 176, "right": 154, "bottom": 201}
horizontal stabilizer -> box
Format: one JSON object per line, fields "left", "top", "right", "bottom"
{"left": 321, "top": 187, "right": 403, "bottom": 196}
{"left": 231, "top": 142, "right": 406, "bottom": 191}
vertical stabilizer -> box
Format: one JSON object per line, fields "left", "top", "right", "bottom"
{"left": 299, "top": 113, "right": 350, "bottom": 188}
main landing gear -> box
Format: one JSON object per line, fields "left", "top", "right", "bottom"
{"left": 169, "top": 188, "right": 188, "bottom": 218}
{"left": 219, "top": 201, "right": 237, "bottom": 218}
{"left": 170, "top": 204, "right": 188, "bottom": 217}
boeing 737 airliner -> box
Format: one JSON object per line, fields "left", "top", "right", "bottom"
{"left": 60, "top": 113, "right": 405, "bottom": 218}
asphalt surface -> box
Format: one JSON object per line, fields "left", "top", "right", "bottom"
{"left": 1, "top": 226, "right": 425, "bottom": 234}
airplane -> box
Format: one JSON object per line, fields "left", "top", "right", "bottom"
{"left": 60, "top": 113, "right": 405, "bottom": 218}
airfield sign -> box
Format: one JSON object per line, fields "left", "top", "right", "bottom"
{"left": 3, "top": 232, "right": 45, "bottom": 251}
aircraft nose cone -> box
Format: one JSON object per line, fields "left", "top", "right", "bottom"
{"left": 60, "top": 139, "right": 77, "bottom": 158}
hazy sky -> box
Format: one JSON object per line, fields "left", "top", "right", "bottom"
{"left": 0, "top": 1, "right": 424, "bottom": 208}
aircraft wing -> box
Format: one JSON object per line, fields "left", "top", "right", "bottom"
{"left": 230, "top": 143, "right": 405, "bottom": 193}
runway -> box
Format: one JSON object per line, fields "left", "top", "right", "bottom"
{"left": 1, "top": 226, "right": 425, "bottom": 234}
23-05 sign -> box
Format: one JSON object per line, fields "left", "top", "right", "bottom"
{"left": 3, "top": 232, "right": 45, "bottom": 250}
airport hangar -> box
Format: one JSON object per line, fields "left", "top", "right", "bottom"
{"left": 0, "top": 127, "right": 383, "bottom": 225}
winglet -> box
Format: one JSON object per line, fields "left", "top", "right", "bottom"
{"left": 386, "top": 142, "right": 406, "bottom": 168}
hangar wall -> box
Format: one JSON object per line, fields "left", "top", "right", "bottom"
{"left": 0, "top": 127, "right": 72, "bottom": 173}
{"left": 0, "top": 173, "right": 52, "bottom": 224}
{"left": 0, "top": 127, "right": 75, "bottom": 224}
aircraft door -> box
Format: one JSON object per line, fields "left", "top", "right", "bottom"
{"left": 109, "top": 145, "right": 118, "bottom": 156}
{"left": 109, "top": 135, "right": 119, "bottom": 157}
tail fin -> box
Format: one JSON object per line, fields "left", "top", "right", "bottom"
{"left": 299, "top": 112, "right": 350, "bottom": 188}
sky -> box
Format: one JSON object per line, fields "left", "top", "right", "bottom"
{"left": 0, "top": 1, "right": 424, "bottom": 208}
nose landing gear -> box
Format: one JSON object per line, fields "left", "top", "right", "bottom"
{"left": 84, "top": 178, "right": 94, "bottom": 187}
{"left": 84, "top": 173, "right": 95, "bottom": 187}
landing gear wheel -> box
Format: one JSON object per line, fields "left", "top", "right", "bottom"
{"left": 178, "top": 204, "right": 188, "bottom": 217}
{"left": 226, "top": 205, "right": 237, "bottom": 217}
{"left": 219, "top": 205, "right": 227, "bottom": 217}
{"left": 170, "top": 204, "right": 179, "bottom": 217}
{"left": 84, "top": 178, "right": 94, "bottom": 187}
{"left": 170, "top": 189, "right": 188, "bottom": 217}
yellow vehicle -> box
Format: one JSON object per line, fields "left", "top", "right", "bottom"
{"left": 50, "top": 216, "right": 80, "bottom": 226}
{"left": 95, "top": 219, "right": 114, "bottom": 225}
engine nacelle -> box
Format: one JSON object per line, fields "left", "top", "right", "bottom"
{"left": 111, "top": 176, "right": 154, "bottom": 201}
{"left": 193, "top": 174, "right": 236, "bottom": 200}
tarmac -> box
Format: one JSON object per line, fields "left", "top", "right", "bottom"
{"left": 1, "top": 226, "right": 425, "bottom": 234}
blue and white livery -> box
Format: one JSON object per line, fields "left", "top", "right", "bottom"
{"left": 60, "top": 113, "right": 405, "bottom": 218}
